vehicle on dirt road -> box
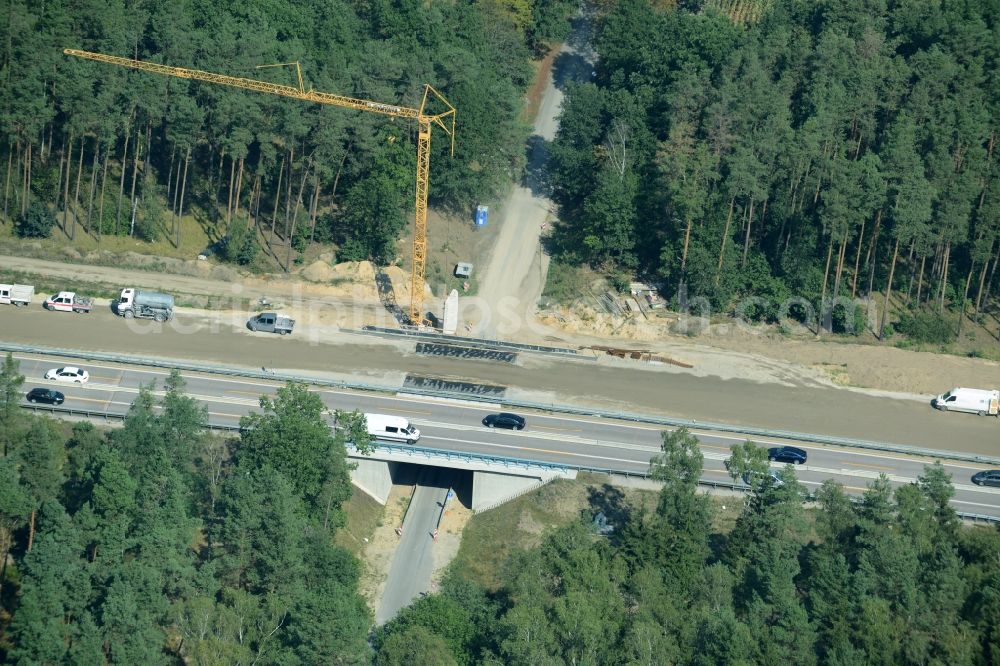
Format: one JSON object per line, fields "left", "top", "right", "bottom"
{"left": 0, "top": 284, "right": 34, "bottom": 306}
{"left": 43, "top": 291, "right": 92, "bottom": 313}
{"left": 932, "top": 388, "right": 1000, "bottom": 417}
{"left": 116, "top": 288, "right": 174, "bottom": 322}
{"left": 44, "top": 366, "right": 89, "bottom": 383}
{"left": 248, "top": 312, "right": 295, "bottom": 335}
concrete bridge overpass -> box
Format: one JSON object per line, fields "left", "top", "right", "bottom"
{"left": 348, "top": 443, "right": 578, "bottom": 511}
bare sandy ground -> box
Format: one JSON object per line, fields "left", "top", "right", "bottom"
{"left": 530, "top": 307, "right": 999, "bottom": 397}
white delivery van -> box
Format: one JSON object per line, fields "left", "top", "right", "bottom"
{"left": 932, "top": 388, "right": 1000, "bottom": 416}
{"left": 364, "top": 413, "right": 421, "bottom": 443}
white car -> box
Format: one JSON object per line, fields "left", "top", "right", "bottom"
{"left": 45, "top": 366, "right": 89, "bottom": 383}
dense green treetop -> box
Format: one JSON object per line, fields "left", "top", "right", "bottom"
{"left": 549, "top": 0, "right": 1000, "bottom": 332}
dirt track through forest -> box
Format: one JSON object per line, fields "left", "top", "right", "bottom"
{"left": 461, "top": 11, "right": 597, "bottom": 337}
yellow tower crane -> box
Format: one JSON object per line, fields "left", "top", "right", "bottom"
{"left": 63, "top": 48, "right": 456, "bottom": 325}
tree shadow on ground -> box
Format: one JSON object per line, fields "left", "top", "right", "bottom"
{"left": 522, "top": 135, "right": 552, "bottom": 198}
{"left": 374, "top": 264, "right": 406, "bottom": 325}
{"left": 552, "top": 51, "right": 594, "bottom": 91}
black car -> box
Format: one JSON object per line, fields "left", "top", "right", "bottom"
{"left": 26, "top": 388, "right": 65, "bottom": 405}
{"left": 482, "top": 412, "right": 526, "bottom": 430}
{"left": 768, "top": 446, "right": 807, "bottom": 465}
{"left": 971, "top": 470, "right": 1000, "bottom": 487}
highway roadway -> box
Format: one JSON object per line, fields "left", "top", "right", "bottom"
{"left": 12, "top": 351, "right": 1000, "bottom": 520}
{"left": 2, "top": 306, "right": 999, "bottom": 456}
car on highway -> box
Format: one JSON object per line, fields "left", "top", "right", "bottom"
{"left": 482, "top": 412, "right": 526, "bottom": 430}
{"left": 768, "top": 445, "right": 807, "bottom": 465}
{"left": 44, "top": 366, "right": 89, "bottom": 384}
{"left": 26, "top": 388, "right": 65, "bottom": 405}
{"left": 742, "top": 470, "right": 784, "bottom": 488}
{"left": 971, "top": 470, "right": 1000, "bottom": 487}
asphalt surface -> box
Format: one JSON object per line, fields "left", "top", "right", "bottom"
{"left": 3, "top": 306, "right": 998, "bottom": 456}
{"left": 375, "top": 468, "right": 455, "bottom": 625}
{"left": 13, "top": 351, "right": 1000, "bottom": 519}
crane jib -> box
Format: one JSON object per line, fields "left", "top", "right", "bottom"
{"left": 63, "top": 47, "right": 454, "bottom": 325}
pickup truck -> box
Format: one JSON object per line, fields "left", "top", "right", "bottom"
{"left": 43, "top": 291, "right": 93, "bottom": 313}
{"left": 248, "top": 311, "right": 295, "bottom": 335}
{"left": 0, "top": 284, "right": 33, "bottom": 306}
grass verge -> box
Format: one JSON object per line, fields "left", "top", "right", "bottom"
{"left": 542, "top": 259, "right": 596, "bottom": 305}
{"left": 334, "top": 487, "right": 386, "bottom": 557}
{"left": 451, "top": 473, "right": 659, "bottom": 590}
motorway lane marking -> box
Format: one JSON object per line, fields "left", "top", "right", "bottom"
{"left": 688, "top": 429, "right": 996, "bottom": 471}
{"left": 843, "top": 460, "right": 896, "bottom": 472}
{"left": 952, "top": 498, "right": 1000, "bottom": 509}
{"left": 208, "top": 411, "right": 243, "bottom": 419}
{"left": 384, "top": 407, "right": 433, "bottom": 416}
{"left": 34, "top": 380, "right": 264, "bottom": 411}
{"left": 415, "top": 419, "right": 663, "bottom": 453}
{"left": 67, "top": 396, "right": 105, "bottom": 404}
{"left": 418, "top": 434, "right": 648, "bottom": 466}
{"left": 227, "top": 390, "right": 264, "bottom": 396}
{"left": 532, "top": 425, "right": 583, "bottom": 432}
{"left": 88, "top": 375, "right": 121, "bottom": 383}
{"left": 15, "top": 354, "right": 170, "bottom": 377}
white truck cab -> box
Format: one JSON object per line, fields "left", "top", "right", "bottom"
{"left": 364, "top": 413, "right": 421, "bottom": 444}
{"left": 116, "top": 288, "right": 174, "bottom": 322}
{"left": 43, "top": 291, "right": 92, "bottom": 313}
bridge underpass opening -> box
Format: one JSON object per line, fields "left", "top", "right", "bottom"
{"left": 349, "top": 456, "right": 575, "bottom": 511}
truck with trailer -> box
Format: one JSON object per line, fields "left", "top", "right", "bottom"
{"left": 43, "top": 291, "right": 92, "bottom": 313}
{"left": 247, "top": 312, "right": 295, "bottom": 335}
{"left": 116, "top": 288, "right": 174, "bottom": 322}
{"left": 0, "top": 284, "right": 34, "bottom": 306}
{"left": 932, "top": 388, "right": 1000, "bottom": 417}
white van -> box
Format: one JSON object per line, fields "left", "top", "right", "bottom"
{"left": 932, "top": 388, "right": 1000, "bottom": 416}
{"left": 364, "top": 413, "right": 421, "bottom": 443}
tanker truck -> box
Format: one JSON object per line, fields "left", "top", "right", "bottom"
{"left": 116, "top": 288, "right": 174, "bottom": 322}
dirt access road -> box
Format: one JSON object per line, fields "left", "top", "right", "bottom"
{"left": 0, "top": 254, "right": 378, "bottom": 305}
{"left": 460, "top": 10, "right": 597, "bottom": 337}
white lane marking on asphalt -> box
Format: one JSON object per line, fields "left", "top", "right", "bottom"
{"left": 38, "top": 381, "right": 262, "bottom": 409}
{"left": 15, "top": 354, "right": 171, "bottom": 377}
{"left": 696, "top": 429, "right": 997, "bottom": 470}
{"left": 951, "top": 497, "right": 1000, "bottom": 509}
{"left": 418, "top": 435, "right": 645, "bottom": 466}
{"left": 414, "top": 420, "right": 663, "bottom": 452}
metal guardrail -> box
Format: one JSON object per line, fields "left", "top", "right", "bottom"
{"left": 5, "top": 341, "right": 999, "bottom": 469}
{"left": 19, "top": 403, "right": 1000, "bottom": 524}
